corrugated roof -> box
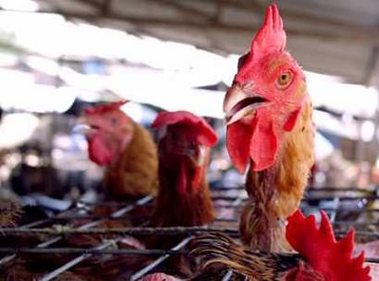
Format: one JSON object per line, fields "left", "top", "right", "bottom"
{"left": 29, "top": 0, "right": 379, "bottom": 85}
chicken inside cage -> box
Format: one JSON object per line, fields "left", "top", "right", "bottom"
{"left": 0, "top": 186, "right": 378, "bottom": 280}
{"left": 0, "top": 2, "right": 378, "bottom": 281}
{"left": 0, "top": 106, "right": 378, "bottom": 280}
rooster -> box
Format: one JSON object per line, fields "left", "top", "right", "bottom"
{"left": 223, "top": 4, "right": 315, "bottom": 251}
{"left": 190, "top": 209, "right": 372, "bottom": 281}
{"left": 76, "top": 101, "right": 158, "bottom": 199}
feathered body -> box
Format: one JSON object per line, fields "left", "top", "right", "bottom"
{"left": 152, "top": 154, "right": 214, "bottom": 227}
{"left": 223, "top": 4, "right": 314, "bottom": 251}
{"left": 79, "top": 101, "right": 158, "bottom": 199}
{"left": 130, "top": 111, "right": 218, "bottom": 280}
{"left": 151, "top": 110, "right": 218, "bottom": 230}
{"left": 191, "top": 210, "right": 372, "bottom": 281}
{"left": 103, "top": 120, "right": 158, "bottom": 198}
{"left": 240, "top": 101, "right": 314, "bottom": 251}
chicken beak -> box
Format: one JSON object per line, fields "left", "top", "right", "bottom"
{"left": 71, "top": 117, "right": 93, "bottom": 135}
{"left": 223, "top": 85, "right": 267, "bottom": 125}
{"left": 185, "top": 145, "right": 206, "bottom": 167}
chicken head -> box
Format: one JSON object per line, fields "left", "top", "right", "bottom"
{"left": 152, "top": 110, "right": 218, "bottom": 194}
{"left": 223, "top": 4, "right": 310, "bottom": 173}
{"left": 76, "top": 101, "right": 134, "bottom": 166}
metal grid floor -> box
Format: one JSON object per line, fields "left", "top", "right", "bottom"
{"left": 0, "top": 186, "right": 378, "bottom": 280}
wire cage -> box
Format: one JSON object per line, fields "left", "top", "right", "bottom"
{"left": 0, "top": 185, "right": 378, "bottom": 280}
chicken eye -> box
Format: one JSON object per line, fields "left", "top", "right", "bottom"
{"left": 170, "top": 132, "right": 177, "bottom": 141}
{"left": 276, "top": 71, "right": 292, "bottom": 89}
{"left": 110, "top": 117, "right": 118, "bottom": 126}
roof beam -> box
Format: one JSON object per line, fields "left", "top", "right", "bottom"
{"left": 364, "top": 47, "right": 379, "bottom": 87}
{"left": 70, "top": 0, "right": 103, "bottom": 10}
{"left": 101, "top": 0, "right": 111, "bottom": 15}
{"left": 152, "top": 0, "right": 213, "bottom": 21}
{"left": 24, "top": 8, "right": 379, "bottom": 44}
{"left": 1, "top": 7, "right": 378, "bottom": 45}
{"left": 221, "top": 0, "right": 379, "bottom": 38}
{"left": 69, "top": 0, "right": 111, "bottom": 15}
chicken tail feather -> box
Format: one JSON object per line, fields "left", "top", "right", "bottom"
{"left": 190, "top": 232, "right": 298, "bottom": 280}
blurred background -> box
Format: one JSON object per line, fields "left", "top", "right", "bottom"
{"left": 0, "top": 0, "right": 378, "bottom": 204}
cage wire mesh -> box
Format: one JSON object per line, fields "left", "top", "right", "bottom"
{"left": 0, "top": 186, "right": 378, "bottom": 280}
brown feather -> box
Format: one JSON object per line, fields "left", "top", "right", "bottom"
{"left": 104, "top": 121, "right": 158, "bottom": 199}
{"left": 152, "top": 150, "right": 214, "bottom": 228}
{"left": 148, "top": 114, "right": 217, "bottom": 278}
{"left": 0, "top": 199, "right": 22, "bottom": 227}
{"left": 190, "top": 232, "right": 304, "bottom": 281}
{"left": 240, "top": 100, "right": 314, "bottom": 252}
{"left": 150, "top": 146, "right": 214, "bottom": 251}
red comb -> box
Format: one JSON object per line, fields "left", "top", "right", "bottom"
{"left": 286, "top": 210, "right": 371, "bottom": 281}
{"left": 235, "top": 4, "right": 286, "bottom": 84}
{"left": 84, "top": 100, "right": 128, "bottom": 115}
{"left": 151, "top": 110, "right": 218, "bottom": 147}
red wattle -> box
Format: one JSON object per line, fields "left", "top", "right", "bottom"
{"left": 178, "top": 161, "right": 187, "bottom": 194}
{"left": 88, "top": 136, "right": 113, "bottom": 166}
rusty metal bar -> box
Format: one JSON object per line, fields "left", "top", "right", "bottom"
{"left": 0, "top": 195, "right": 153, "bottom": 266}
{"left": 36, "top": 196, "right": 153, "bottom": 280}
{"left": 130, "top": 236, "right": 194, "bottom": 281}
{"left": 39, "top": 239, "right": 117, "bottom": 281}
{"left": 0, "top": 247, "right": 186, "bottom": 255}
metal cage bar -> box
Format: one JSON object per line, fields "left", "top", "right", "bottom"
{"left": 0, "top": 186, "right": 377, "bottom": 281}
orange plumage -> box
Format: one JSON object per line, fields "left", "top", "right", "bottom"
{"left": 78, "top": 101, "right": 158, "bottom": 199}
{"left": 103, "top": 120, "right": 159, "bottom": 198}
{"left": 223, "top": 4, "right": 315, "bottom": 251}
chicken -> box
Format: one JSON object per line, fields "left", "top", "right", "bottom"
{"left": 69, "top": 110, "right": 218, "bottom": 280}
{"left": 151, "top": 110, "right": 218, "bottom": 230}
{"left": 190, "top": 209, "right": 372, "bottom": 281}
{"left": 138, "top": 110, "right": 218, "bottom": 280}
{"left": 76, "top": 100, "right": 158, "bottom": 199}
{"left": 223, "top": 4, "right": 315, "bottom": 251}
{"left": 47, "top": 111, "right": 218, "bottom": 281}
